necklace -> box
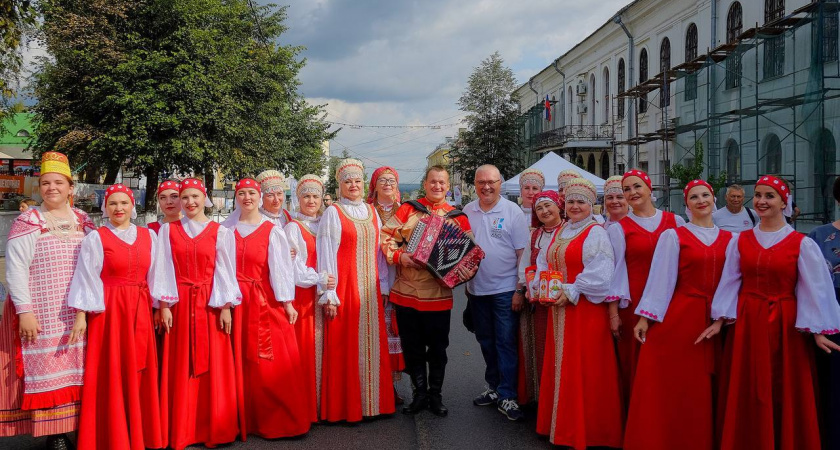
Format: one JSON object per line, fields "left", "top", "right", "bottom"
{"left": 43, "top": 210, "right": 75, "bottom": 239}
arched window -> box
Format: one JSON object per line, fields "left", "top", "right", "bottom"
{"left": 617, "top": 58, "right": 626, "bottom": 119}
{"left": 660, "top": 38, "right": 671, "bottom": 107}
{"left": 600, "top": 151, "right": 610, "bottom": 178}
{"left": 725, "top": 139, "right": 740, "bottom": 182}
{"left": 575, "top": 154, "right": 585, "bottom": 168}
{"left": 560, "top": 89, "right": 566, "bottom": 127}
{"left": 590, "top": 73, "right": 596, "bottom": 126}
{"left": 764, "top": 0, "right": 785, "bottom": 79}
{"left": 603, "top": 67, "right": 610, "bottom": 124}
{"left": 14, "top": 130, "right": 30, "bottom": 138}
{"left": 587, "top": 154, "right": 596, "bottom": 173}
{"left": 685, "top": 24, "right": 698, "bottom": 100}
{"left": 764, "top": 134, "right": 782, "bottom": 174}
{"left": 639, "top": 49, "right": 649, "bottom": 114}
{"left": 726, "top": 2, "right": 743, "bottom": 88}
{"left": 815, "top": 128, "right": 837, "bottom": 220}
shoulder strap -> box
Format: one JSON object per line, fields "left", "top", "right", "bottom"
{"left": 405, "top": 200, "right": 431, "bottom": 215}
{"left": 444, "top": 209, "right": 467, "bottom": 220}
{"left": 745, "top": 207, "right": 756, "bottom": 226}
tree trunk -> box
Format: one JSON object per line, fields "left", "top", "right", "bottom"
{"left": 204, "top": 167, "right": 215, "bottom": 206}
{"left": 103, "top": 162, "right": 120, "bottom": 185}
{"left": 143, "top": 166, "right": 159, "bottom": 211}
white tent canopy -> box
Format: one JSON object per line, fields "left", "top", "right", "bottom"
{"left": 502, "top": 152, "right": 606, "bottom": 197}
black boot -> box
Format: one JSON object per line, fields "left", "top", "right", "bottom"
{"left": 46, "top": 434, "right": 74, "bottom": 450}
{"left": 428, "top": 368, "right": 448, "bottom": 417}
{"left": 403, "top": 370, "right": 428, "bottom": 415}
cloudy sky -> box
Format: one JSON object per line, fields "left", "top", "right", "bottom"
{"left": 278, "top": 0, "right": 629, "bottom": 185}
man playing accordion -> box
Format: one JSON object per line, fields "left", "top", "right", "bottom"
{"left": 381, "top": 165, "right": 478, "bottom": 418}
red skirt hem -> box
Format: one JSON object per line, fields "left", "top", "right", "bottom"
{"left": 21, "top": 386, "right": 81, "bottom": 411}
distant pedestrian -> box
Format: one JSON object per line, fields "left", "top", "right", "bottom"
{"left": 17, "top": 198, "right": 37, "bottom": 213}
{"left": 712, "top": 184, "right": 758, "bottom": 232}
{"left": 464, "top": 164, "right": 529, "bottom": 421}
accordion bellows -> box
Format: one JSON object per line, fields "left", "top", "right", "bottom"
{"left": 406, "top": 214, "right": 485, "bottom": 288}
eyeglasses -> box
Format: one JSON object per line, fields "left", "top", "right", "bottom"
{"left": 475, "top": 180, "right": 500, "bottom": 187}
{"left": 377, "top": 179, "right": 397, "bottom": 186}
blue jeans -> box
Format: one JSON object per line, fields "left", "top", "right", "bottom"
{"left": 468, "top": 290, "right": 519, "bottom": 401}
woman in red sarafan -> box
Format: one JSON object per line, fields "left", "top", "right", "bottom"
{"left": 223, "top": 177, "right": 310, "bottom": 439}
{"left": 152, "top": 178, "right": 242, "bottom": 450}
{"left": 706, "top": 175, "right": 840, "bottom": 450}
{"left": 606, "top": 169, "right": 685, "bottom": 408}
{"left": 316, "top": 158, "right": 395, "bottom": 422}
{"left": 534, "top": 179, "right": 623, "bottom": 450}
{"left": 68, "top": 184, "right": 164, "bottom": 450}
{"left": 285, "top": 175, "right": 336, "bottom": 423}
{"left": 0, "top": 152, "right": 95, "bottom": 449}
{"left": 623, "top": 180, "right": 731, "bottom": 450}
{"left": 147, "top": 180, "right": 182, "bottom": 234}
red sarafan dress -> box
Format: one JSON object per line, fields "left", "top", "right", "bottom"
{"left": 623, "top": 225, "right": 732, "bottom": 450}
{"left": 535, "top": 220, "right": 624, "bottom": 449}
{"left": 317, "top": 201, "right": 395, "bottom": 422}
{"left": 69, "top": 225, "right": 164, "bottom": 450}
{"left": 154, "top": 218, "right": 241, "bottom": 450}
{"left": 285, "top": 215, "right": 326, "bottom": 423}
{"left": 231, "top": 220, "right": 310, "bottom": 439}
{"left": 147, "top": 221, "right": 161, "bottom": 234}
{"left": 607, "top": 210, "right": 680, "bottom": 405}
{"left": 712, "top": 227, "right": 840, "bottom": 450}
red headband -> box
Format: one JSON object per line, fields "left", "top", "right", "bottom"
{"left": 756, "top": 175, "right": 790, "bottom": 204}
{"left": 156, "top": 180, "right": 180, "bottom": 197}
{"left": 683, "top": 179, "right": 714, "bottom": 202}
{"left": 367, "top": 166, "right": 400, "bottom": 204}
{"left": 235, "top": 178, "right": 260, "bottom": 194}
{"left": 180, "top": 178, "right": 207, "bottom": 196}
{"left": 104, "top": 183, "right": 135, "bottom": 205}
{"left": 623, "top": 169, "right": 652, "bottom": 191}
{"left": 531, "top": 190, "right": 563, "bottom": 229}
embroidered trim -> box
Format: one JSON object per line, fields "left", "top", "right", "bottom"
{"left": 638, "top": 309, "right": 659, "bottom": 320}
{"left": 798, "top": 327, "right": 840, "bottom": 335}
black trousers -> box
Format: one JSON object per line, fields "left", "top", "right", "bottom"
{"left": 394, "top": 304, "right": 451, "bottom": 392}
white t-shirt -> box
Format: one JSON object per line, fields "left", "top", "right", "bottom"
{"left": 712, "top": 207, "right": 758, "bottom": 233}
{"left": 464, "top": 197, "right": 530, "bottom": 296}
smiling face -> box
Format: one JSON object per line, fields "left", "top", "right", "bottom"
{"left": 534, "top": 200, "right": 561, "bottom": 227}
{"left": 474, "top": 167, "right": 501, "bottom": 205}
{"left": 604, "top": 192, "right": 628, "bottom": 219}
{"left": 565, "top": 198, "right": 592, "bottom": 222}
{"left": 158, "top": 188, "right": 181, "bottom": 219}
{"left": 299, "top": 192, "right": 322, "bottom": 217}
{"left": 39, "top": 173, "right": 72, "bottom": 209}
{"left": 375, "top": 172, "right": 398, "bottom": 203}
{"left": 236, "top": 187, "right": 260, "bottom": 213}
{"left": 106, "top": 192, "right": 133, "bottom": 227}
{"left": 180, "top": 188, "right": 206, "bottom": 219}
{"left": 340, "top": 176, "right": 364, "bottom": 201}
{"left": 622, "top": 176, "right": 652, "bottom": 210}
{"left": 686, "top": 185, "right": 714, "bottom": 220}
{"left": 520, "top": 184, "right": 541, "bottom": 209}
{"left": 262, "top": 191, "right": 284, "bottom": 214}
{"left": 424, "top": 169, "right": 449, "bottom": 204}
{"left": 753, "top": 185, "right": 786, "bottom": 219}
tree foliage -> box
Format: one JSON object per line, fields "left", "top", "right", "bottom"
{"left": 31, "top": 0, "right": 333, "bottom": 208}
{"left": 0, "top": 0, "right": 36, "bottom": 122}
{"left": 449, "top": 51, "right": 525, "bottom": 181}
{"left": 324, "top": 148, "right": 349, "bottom": 198}
{"left": 666, "top": 141, "right": 727, "bottom": 192}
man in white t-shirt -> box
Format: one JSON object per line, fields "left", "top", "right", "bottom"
{"left": 713, "top": 184, "right": 759, "bottom": 232}
{"left": 464, "top": 164, "right": 529, "bottom": 422}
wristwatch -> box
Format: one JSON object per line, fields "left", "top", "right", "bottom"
{"left": 515, "top": 288, "right": 526, "bottom": 295}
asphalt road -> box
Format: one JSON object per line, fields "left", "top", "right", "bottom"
{"left": 0, "top": 287, "right": 553, "bottom": 450}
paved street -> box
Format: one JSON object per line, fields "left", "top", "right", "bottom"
{"left": 0, "top": 287, "right": 553, "bottom": 450}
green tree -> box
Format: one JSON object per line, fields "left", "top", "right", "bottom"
{"left": 31, "top": 0, "right": 332, "bottom": 208}
{"left": 449, "top": 51, "right": 525, "bottom": 181}
{"left": 324, "top": 148, "right": 349, "bottom": 198}
{"left": 666, "top": 141, "right": 727, "bottom": 192}
{"left": 0, "top": 0, "right": 36, "bottom": 123}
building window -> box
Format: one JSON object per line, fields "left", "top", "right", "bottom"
{"left": 15, "top": 130, "right": 30, "bottom": 138}
{"left": 764, "top": 134, "right": 782, "bottom": 174}
{"left": 575, "top": 154, "right": 585, "bottom": 168}
{"left": 600, "top": 151, "right": 610, "bottom": 177}
{"left": 590, "top": 74, "right": 596, "bottom": 126}
{"left": 763, "top": 0, "right": 785, "bottom": 79}
{"left": 603, "top": 67, "right": 610, "bottom": 124}
{"left": 560, "top": 89, "right": 565, "bottom": 126}
{"left": 685, "top": 24, "right": 698, "bottom": 101}
{"left": 727, "top": 2, "right": 743, "bottom": 88}
{"left": 568, "top": 86, "right": 574, "bottom": 126}
{"left": 587, "top": 154, "right": 596, "bottom": 173}
{"left": 821, "top": 0, "right": 839, "bottom": 62}
{"left": 815, "top": 128, "right": 837, "bottom": 220}
{"left": 726, "top": 139, "right": 741, "bottom": 182}
{"left": 639, "top": 49, "right": 649, "bottom": 114}
{"left": 660, "top": 38, "right": 671, "bottom": 107}
{"left": 617, "top": 58, "right": 626, "bottom": 119}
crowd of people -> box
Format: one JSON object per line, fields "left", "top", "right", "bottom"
{"left": 0, "top": 150, "right": 839, "bottom": 450}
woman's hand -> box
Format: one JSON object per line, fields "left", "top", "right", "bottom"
{"left": 159, "top": 307, "right": 173, "bottom": 333}
{"left": 284, "top": 302, "right": 298, "bottom": 325}
{"left": 326, "top": 274, "right": 337, "bottom": 290}
{"left": 608, "top": 302, "right": 621, "bottom": 340}
{"left": 815, "top": 334, "right": 840, "bottom": 353}
{"left": 68, "top": 311, "right": 86, "bottom": 345}
{"left": 325, "top": 304, "right": 338, "bottom": 320}
{"left": 633, "top": 317, "right": 649, "bottom": 344}
{"left": 18, "top": 312, "right": 42, "bottom": 343}
{"left": 399, "top": 253, "right": 423, "bottom": 269}
{"left": 219, "top": 307, "right": 232, "bottom": 334}
{"left": 552, "top": 290, "right": 570, "bottom": 307}
{"left": 695, "top": 319, "right": 723, "bottom": 344}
